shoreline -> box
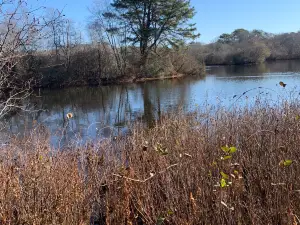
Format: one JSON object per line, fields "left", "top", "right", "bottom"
{"left": 134, "top": 74, "right": 185, "bottom": 83}
{"left": 34, "top": 73, "right": 198, "bottom": 90}
{"left": 205, "top": 57, "right": 300, "bottom": 67}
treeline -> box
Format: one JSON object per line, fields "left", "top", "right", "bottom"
{"left": 0, "top": 0, "right": 205, "bottom": 117}
{"left": 190, "top": 29, "right": 300, "bottom": 65}
{"left": 26, "top": 44, "right": 204, "bottom": 88}
{"left": 3, "top": 0, "right": 300, "bottom": 118}
{"left": 9, "top": 0, "right": 205, "bottom": 89}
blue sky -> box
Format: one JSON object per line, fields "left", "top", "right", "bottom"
{"left": 30, "top": 0, "right": 300, "bottom": 43}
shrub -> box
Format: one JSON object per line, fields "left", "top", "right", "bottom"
{"left": 1, "top": 97, "right": 300, "bottom": 224}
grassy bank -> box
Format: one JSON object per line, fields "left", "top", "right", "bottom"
{"left": 1, "top": 100, "right": 300, "bottom": 224}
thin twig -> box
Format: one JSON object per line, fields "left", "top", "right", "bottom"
{"left": 112, "top": 163, "right": 179, "bottom": 183}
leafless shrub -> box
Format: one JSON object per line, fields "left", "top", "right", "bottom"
{"left": 1, "top": 97, "right": 300, "bottom": 224}
{"left": 0, "top": 0, "right": 62, "bottom": 118}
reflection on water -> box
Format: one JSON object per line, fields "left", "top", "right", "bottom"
{"left": 5, "top": 60, "right": 300, "bottom": 146}
{"left": 207, "top": 59, "right": 300, "bottom": 76}
{"left": 7, "top": 78, "right": 194, "bottom": 146}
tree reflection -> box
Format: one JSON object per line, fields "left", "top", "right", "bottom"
{"left": 6, "top": 60, "right": 300, "bottom": 147}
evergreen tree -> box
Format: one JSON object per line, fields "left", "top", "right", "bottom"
{"left": 104, "top": 0, "right": 200, "bottom": 72}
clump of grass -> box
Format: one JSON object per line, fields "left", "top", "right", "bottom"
{"left": 1, "top": 99, "right": 300, "bottom": 224}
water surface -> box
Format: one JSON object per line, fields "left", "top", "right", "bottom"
{"left": 5, "top": 60, "right": 300, "bottom": 146}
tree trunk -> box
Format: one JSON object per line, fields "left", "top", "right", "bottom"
{"left": 139, "top": 52, "right": 149, "bottom": 78}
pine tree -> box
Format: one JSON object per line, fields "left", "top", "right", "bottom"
{"left": 104, "top": 0, "right": 200, "bottom": 73}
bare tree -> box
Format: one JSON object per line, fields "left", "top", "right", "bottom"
{"left": 0, "top": 0, "right": 62, "bottom": 119}
{"left": 46, "top": 10, "right": 82, "bottom": 71}
{"left": 89, "top": 0, "right": 129, "bottom": 77}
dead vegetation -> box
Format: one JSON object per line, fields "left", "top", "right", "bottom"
{"left": 1, "top": 99, "right": 300, "bottom": 224}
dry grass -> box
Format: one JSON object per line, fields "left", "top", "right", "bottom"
{"left": 1, "top": 100, "right": 300, "bottom": 224}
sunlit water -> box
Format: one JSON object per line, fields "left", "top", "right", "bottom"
{"left": 4, "top": 60, "right": 300, "bottom": 147}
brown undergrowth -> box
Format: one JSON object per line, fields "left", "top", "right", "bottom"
{"left": 1, "top": 100, "right": 300, "bottom": 224}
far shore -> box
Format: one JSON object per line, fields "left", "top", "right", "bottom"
{"left": 35, "top": 72, "right": 200, "bottom": 89}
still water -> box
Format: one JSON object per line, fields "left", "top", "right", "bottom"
{"left": 5, "top": 60, "right": 300, "bottom": 146}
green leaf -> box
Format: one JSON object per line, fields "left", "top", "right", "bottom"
{"left": 222, "top": 155, "right": 232, "bottom": 160}
{"left": 283, "top": 160, "right": 293, "bottom": 167}
{"left": 229, "top": 147, "right": 237, "bottom": 154}
{"left": 221, "top": 146, "right": 237, "bottom": 154}
{"left": 221, "top": 146, "right": 230, "bottom": 153}
{"left": 220, "top": 178, "right": 227, "bottom": 188}
{"left": 156, "top": 217, "right": 165, "bottom": 225}
{"left": 296, "top": 115, "right": 300, "bottom": 121}
{"left": 160, "top": 151, "right": 169, "bottom": 156}
{"left": 211, "top": 161, "right": 217, "bottom": 167}
{"left": 208, "top": 170, "right": 212, "bottom": 177}
{"left": 220, "top": 172, "right": 229, "bottom": 180}
{"left": 167, "top": 210, "right": 174, "bottom": 216}
{"left": 155, "top": 143, "right": 168, "bottom": 156}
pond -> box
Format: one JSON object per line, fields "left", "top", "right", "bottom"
{"left": 4, "top": 60, "right": 300, "bottom": 147}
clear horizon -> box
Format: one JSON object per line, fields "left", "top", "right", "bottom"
{"left": 30, "top": 0, "right": 300, "bottom": 43}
